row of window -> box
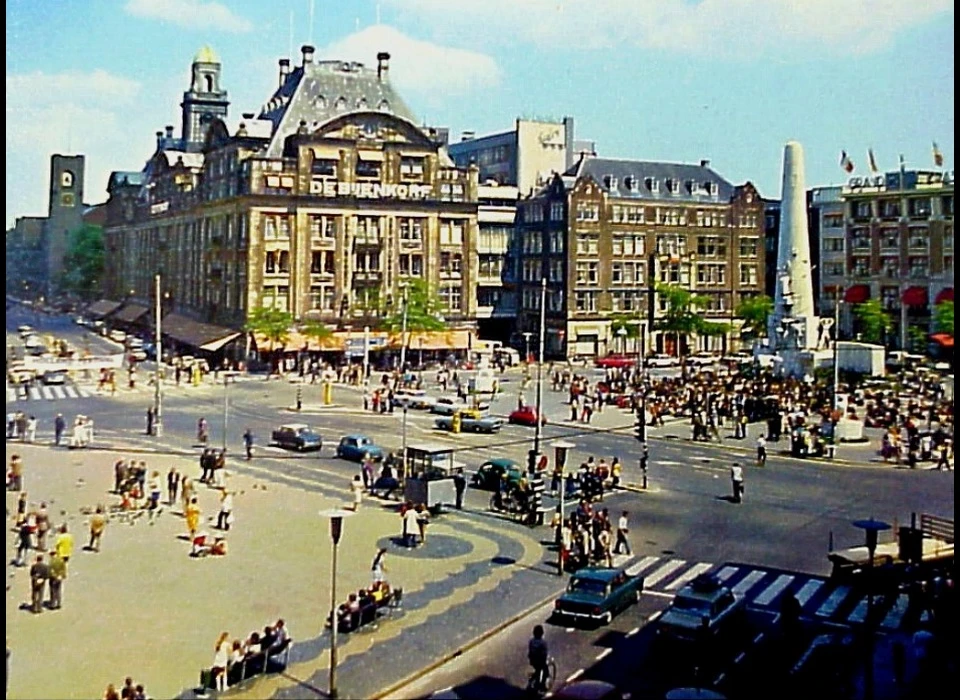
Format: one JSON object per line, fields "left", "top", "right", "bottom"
{"left": 851, "top": 195, "right": 952, "bottom": 219}
{"left": 848, "top": 256, "right": 934, "bottom": 278}
{"left": 262, "top": 214, "right": 468, "bottom": 243}
{"left": 263, "top": 250, "right": 463, "bottom": 277}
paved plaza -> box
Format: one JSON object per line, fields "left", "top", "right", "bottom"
{"left": 5, "top": 441, "right": 562, "bottom": 700}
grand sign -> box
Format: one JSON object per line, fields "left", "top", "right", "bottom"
{"left": 309, "top": 179, "right": 434, "bottom": 200}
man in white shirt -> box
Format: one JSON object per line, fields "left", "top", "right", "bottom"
{"left": 730, "top": 463, "right": 744, "bottom": 503}
{"left": 216, "top": 490, "right": 233, "bottom": 531}
{"left": 756, "top": 435, "right": 767, "bottom": 466}
{"left": 614, "top": 511, "right": 632, "bottom": 555}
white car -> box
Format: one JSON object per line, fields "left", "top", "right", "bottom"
{"left": 17, "top": 325, "right": 34, "bottom": 336}
{"left": 391, "top": 389, "right": 436, "bottom": 410}
{"left": 109, "top": 330, "right": 127, "bottom": 343}
{"left": 42, "top": 371, "right": 68, "bottom": 385}
{"left": 645, "top": 354, "right": 680, "bottom": 368}
{"left": 685, "top": 353, "right": 719, "bottom": 368}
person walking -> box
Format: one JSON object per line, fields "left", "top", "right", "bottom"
{"left": 730, "top": 462, "right": 745, "bottom": 504}
{"left": 47, "top": 551, "right": 66, "bottom": 610}
{"left": 197, "top": 417, "right": 208, "bottom": 445}
{"left": 35, "top": 503, "right": 50, "bottom": 552}
{"left": 361, "top": 453, "right": 375, "bottom": 490}
{"left": 243, "top": 429, "right": 254, "bottom": 460}
{"left": 185, "top": 498, "right": 202, "bottom": 541}
{"left": 8, "top": 454, "right": 23, "bottom": 492}
{"left": 148, "top": 471, "right": 162, "bottom": 514}
{"left": 216, "top": 489, "right": 233, "bottom": 531}
{"left": 54, "top": 413, "right": 66, "bottom": 446}
{"left": 350, "top": 475, "right": 364, "bottom": 512}
{"left": 453, "top": 468, "right": 467, "bottom": 510}
{"left": 88, "top": 506, "right": 106, "bottom": 552}
{"left": 25, "top": 416, "right": 37, "bottom": 443}
{"left": 756, "top": 434, "right": 767, "bottom": 466}
{"left": 167, "top": 468, "right": 180, "bottom": 506}
{"left": 29, "top": 554, "right": 49, "bottom": 614}
{"left": 371, "top": 548, "right": 388, "bottom": 585}
{"left": 402, "top": 503, "right": 420, "bottom": 548}
{"left": 146, "top": 406, "right": 155, "bottom": 436}
{"left": 54, "top": 524, "right": 74, "bottom": 564}
{"left": 181, "top": 477, "right": 194, "bottom": 512}
{"left": 614, "top": 511, "right": 632, "bottom": 555}
{"left": 15, "top": 521, "right": 32, "bottom": 567}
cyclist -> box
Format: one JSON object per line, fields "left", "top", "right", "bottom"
{"left": 528, "top": 625, "right": 549, "bottom": 692}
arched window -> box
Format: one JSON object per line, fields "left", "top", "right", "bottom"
{"left": 334, "top": 97, "right": 346, "bottom": 111}
{"left": 204, "top": 74, "right": 214, "bottom": 92}
{"left": 61, "top": 171, "right": 74, "bottom": 188}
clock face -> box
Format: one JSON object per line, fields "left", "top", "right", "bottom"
{"left": 539, "top": 129, "right": 561, "bottom": 146}
{"left": 61, "top": 193, "right": 76, "bottom": 207}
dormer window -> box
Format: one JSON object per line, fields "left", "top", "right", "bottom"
{"left": 604, "top": 175, "right": 618, "bottom": 190}
{"left": 667, "top": 178, "right": 680, "bottom": 195}
{"left": 313, "top": 95, "right": 327, "bottom": 109}
{"left": 626, "top": 176, "right": 639, "bottom": 193}
{"left": 707, "top": 182, "right": 719, "bottom": 197}
{"left": 356, "top": 97, "right": 367, "bottom": 109}
{"left": 646, "top": 177, "right": 660, "bottom": 194}
{"left": 334, "top": 97, "right": 346, "bottom": 111}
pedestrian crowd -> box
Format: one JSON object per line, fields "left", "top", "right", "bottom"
{"left": 555, "top": 502, "right": 632, "bottom": 572}
{"left": 102, "top": 676, "right": 150, "bottom": 700}
{"left": 203, "top": 620, "right": 291, "bottom": 693}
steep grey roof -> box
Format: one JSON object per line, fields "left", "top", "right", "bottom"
{"left": 260, "top": 60, "right": 418, "bottom": 157}
{"left": 568, "top": 156, "right": 735, "bottom": 202}
{"left": 108, "top": 171, "right": 145, "bottom": 189}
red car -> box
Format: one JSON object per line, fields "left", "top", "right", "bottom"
{"left": 595, "top": 355, "right": 637, "bottom": 369}
{"left": 508, "top": 406, "right": 547, "bottom": 426}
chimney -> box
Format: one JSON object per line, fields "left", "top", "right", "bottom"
{"left": 242, "top": 112, "right": 254, "bottom": 120}
{"left": 165, "top": 125, "right": 174, "bottom": 139}
{"left": 461, "top": 130, "right": 475, "bottom": 142}
{"left": 156, "top": 131, "right": 164, "bottom": 148}
{"left": 301, "top": 45, "right": 315, "bottom": 67}
{"left": 278, "top": 58, "right": 291, "bottom": 86}
{"left": 377, "top": 51, "right": 390, "bottom": 81}
{"left": 700, "top": 159, "right": 711, "bottom": 168}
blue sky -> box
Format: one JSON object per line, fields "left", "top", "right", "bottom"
{"left": 5, "top": 0, "right": 954, "bottom": 228}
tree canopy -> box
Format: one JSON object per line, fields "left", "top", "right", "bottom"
{"left": 653, "top": 283, "right": 731, "bottom": 355}
{"left": 735, "top": 294, "right": 774, "bottom": 340}
{"left": 934, "top": 300, "right": 954, "bottom": 337}
{"left": 245, "top": 306, "right": 293, "bottom": 348}
{"left": 59, "top": 224, "right": 104, "bottom": 299}
{"left": 381, "top": 279, "right": 446, "bottom": 333}
{"left": 852, "top": 299, "right": 891, "bottom": 344}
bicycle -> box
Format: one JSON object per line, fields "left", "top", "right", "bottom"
{"left": 526, "top": 657, "right": 557, "bottom": 697}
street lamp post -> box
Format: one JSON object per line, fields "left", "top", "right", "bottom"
{"left": 833, "top": 288, "right": 842, "bottom": 413}
{"left": 553, "top": 441, "right": 576, "bottom": 575}
{"left": 616, "top": 326, "right": 627, "bottom": 356}
{"left": 398, "top": 283, "right": 409, "bottom": 374}
{"left": 153, "top": 274, "right": 163, "bottom": 437}
{"left": 222, "top": 375, "right": 230, "bottom": 452}
{"left": 851, "top": 518, "right": 891, "bottom": 700}
{"left": 530, "top": 278, "right": 547, "bottom": 474}
{"left": 522, "top": 331, "right": 532, "bottom": 365}
{"left": 319, "top": 508, "right": 354, "bottom": 700}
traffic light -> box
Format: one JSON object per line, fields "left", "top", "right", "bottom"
{"left": 635, "top": 418, "right": 646, "bottom": 442}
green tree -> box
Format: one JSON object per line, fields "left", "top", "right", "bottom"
{"left": 382, "top": 278, "right": 446, "bottom": 332}
{"left": 59, "top": 224, "right": 104, "bottom": 299}
{"left": 934, "top": 300, "right": 954, "bottom": 336}
{"left": 245, "top": 306, "right": 293, "bottom": 372}
{"left": 300, "top": 319, "right": 334, "bottom": 349}
{"left": 654, "top": 284, "right": 705, "bottom": 365}
{"left": 735, "top": 294, "right": 774, "bottom": 340}
{"left": 852, "top": 299, "right": 892, "bottom": 344}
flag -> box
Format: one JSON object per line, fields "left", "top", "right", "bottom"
{"left": 867, "top": 148, "right": 879, "bottom": 174}
{"left": 933, "top": 142, "right": 944, "bottom": 168}
{"left": 840, "top": 150, "right": 854, "bottom": 174}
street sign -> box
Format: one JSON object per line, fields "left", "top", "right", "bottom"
{"left": 21, "top": 354, "right": 124, "bottom": 372}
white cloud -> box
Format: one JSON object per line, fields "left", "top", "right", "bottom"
{"left": 319, "top": 25, "right": 500, "bottom": 97}
{"left": 6, "top": 70, "right": 150, "bottom": 226}
{"left": 125, "top": 0, "right": 252, "bottom": 33}
{"left": 388, "top": 0, "right": 953, "bottom": 57}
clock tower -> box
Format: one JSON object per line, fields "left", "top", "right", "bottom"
{"left": 181, "top": 46, "right": 229, "bottom": 147}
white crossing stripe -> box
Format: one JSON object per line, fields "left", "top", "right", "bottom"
{"left": 664, "top": 562, "right": 713, "bottom": 591}
{"left": 847, "top": 596, "right": 870, "bottom": 624}
{"left": 29, "top": 387, "right": 41, "bottom": 400}
{"left": 732, "top": 570, "right": 768, "bottom": 596}
{"left": 626, "top": 555, "right": 660, "bottom": 577}
{"left": 816, "top": 585, "right": 852, "bottom": 617}
{"left": 715, "top": 565, "right": 739, "bottom": 582}
{"left": 41, "top": 387, "right": 54, "bottom": 400}
{"left": 644, "top": 560, "right": 687, "bottom": 588}
{"left": 64, "top": 386, "right": 79, "bottom": 399}
{"left": 881, "top": 594, "right": 910, "bottom": 630}
{"left": 7, "top": 388, "right": 15, "bottom": 402}
{"left": 52, "top": 386, "right": 66, "bottom": 399}
{"left": 754, "top": 574, "right": 795, "bottom": 606}
{"left": 795, "top": 580, "right": 823, "bottom": 607}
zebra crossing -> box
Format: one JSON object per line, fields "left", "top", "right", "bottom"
{"left": 6, "top": 383, "right": 94, "bottom": 403}
{"left": 616, "top": 554, "right": 913, "bottom": 631}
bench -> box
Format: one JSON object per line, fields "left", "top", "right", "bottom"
{"left": 198, "top": 639, "right": 292, "bottom": 694}
{"left": 330, "top": 588, "right": 404, "bottom": 634}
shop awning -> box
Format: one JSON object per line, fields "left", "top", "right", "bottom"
{"left": 113, "top": 303, "right": 149, "bottom": 324}
{"left": 929, "top": 333, "right": 954, "bottom": 348}
{"left": 254, "top": 330, "right": 346, "bottom": 352}
{"left": 935, "top": 288, "right": 954, "bottom": 305}
{"left": 902, "top": 286, "right": 928, "bottom": 307}
{"left": 387, "top": 330, "right": 477, "bottom": 351}
{"left": 844, "top": 285, "right": 870, "bottom": 304}
{"left": 161, "top": 313, "right": 241, "bottom": 351}
{"left": 86, "top": 299, "right": 123, "bottom": 318}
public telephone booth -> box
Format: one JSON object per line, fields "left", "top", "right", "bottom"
{"left": 403, "top": 443, "right": 464, "bottom": 514}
